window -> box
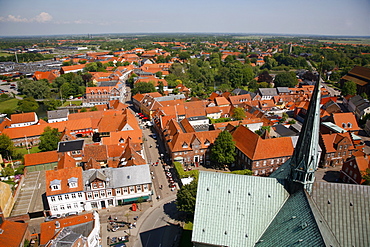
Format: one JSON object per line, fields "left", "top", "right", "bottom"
{"left": 100, "top": 191, "right": 106, "bottom": 197}
{"left": 137, "top": 185, "right": 142, "bottom": 191}
{"left": 65, "top": 194, "right": 69, "bottom": 200}
{"left": 87, "top": 192, "right": 93, "bottom": 199}
{"left": 144, "top": 184, "right": 148, "bottom": 191}
{"left": 349, "top": 170, "right": 353, "bottom": 176}
{"left": 254, "top": 170, "right": 259, "bottom": 175}
{"left": 60, "top": 205, "right": 65, "bottom": 210}
{"left": 91, "top": 202, "right": 98, "bottom": 209}
{"left": 350, "top": 162, "right": 353, "bottom": 167}
{"left": 51, "top": 196, "right": 56, "bottom": 202}
{"left": 339, "top": 145, "right": 342, "bottom": 150}
{"left": 124, "top": 187, "right": 128, "bottom": 193}
{"left": 263, "top": 160, "right": 267, "bottom": 166}
{"left": 53, "top": 206, "right": 58, "bottom": 211}
{"left": 130, "top": 186, "right": 135, "bottom": 193}
{"left": 354, "top": 174, "right": 357, "bottom": 180}
{"left": 108, "top": 199, "right": 114, "bottom": 206}
{"left": 271, "top": 159, "right": 274, "bottom": 165}
{"left": 67, "top": 204, "right": 72, "bottom": 209}
{"left": 94, "top": 192, "right": 99, "bottom": 198}
{"left": 74, "top": 203, "right": 78, "bottom": 208}
{"left": 116, "top": 188, "right": 121, "bottom": 195}
{"left": 72, "top": 194, "right": 76, "bottom": 199}
{"left": 107, "top": 190, "right": 112, "bottom": 196}
{"left": 78, "top": 192, "right": 83, "bottom": 198}
{"left": 347, "top": 122, "right": 352, "bottom": 128}
{"left": 58, "top": 195, "right": 63, "bottom": 201}
{"left": 256, "top": 161, "right": 260, "bottom": 167}
{"left": 343, "top": 151, "right": 346, "bottom": 156}
{"left": 52, "top": 185, "right": 60, "bottom": 190}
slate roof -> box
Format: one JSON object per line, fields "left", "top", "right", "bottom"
{"left": 192, "top": 172, "right": 289, "bottom": 247}
{"left": 82, "top": 164, "right": 151, "bottom": 188}
{"left": 58, "top": 140, "right": 84, "bottom": 152}
{"left": 47, "top": 109, "right": 69, "bottom": 120}
{"left": 311, "top": 182, "right": 370, "bottom": 247}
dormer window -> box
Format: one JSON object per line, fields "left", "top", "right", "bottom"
{"left": 342, "top": 123, "right": 346, "bottom": 128}
{"left": 347, "top": 122, "right": 352, "bottom": 128}
{"left": 182, "top": 142, "right": 189, "bottom": 148}
{"left": 119, "top": 138, "right": 124, "bottom": 143}
{"left": 68, "top": 177, "right": 78, "bottom": 188}
{"left": 204, "top": 140, "right": 210, "bottom": 146}
{"left": 50, "top": 179, "right": 61, "bottom": 191}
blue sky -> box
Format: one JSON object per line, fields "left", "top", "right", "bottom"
{"left": 0, "top": 0, "right": 369, "bottom": 37}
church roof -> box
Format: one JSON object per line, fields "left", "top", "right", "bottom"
{"left": 192, "top": 171, "right": 289, "bottom": 247}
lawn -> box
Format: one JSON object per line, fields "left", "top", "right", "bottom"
{"left": 15, "top": 146, "right": 40, "bottom": 156}
{"left": 62, "top": 100, "right": 82, "bottom": 106}
{"left": 0, "top": 98, "right": 19, "bottom": 113}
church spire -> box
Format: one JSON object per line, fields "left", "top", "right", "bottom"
{"left": 289, "top": 68, "right": 322, "bottom": 194}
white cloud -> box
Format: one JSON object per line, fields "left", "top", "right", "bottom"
{"left": 0, "top": 12, "right": 52, "bottom": 23}
{"left": 33, "top": 12, "right": 53, "bottom": 23}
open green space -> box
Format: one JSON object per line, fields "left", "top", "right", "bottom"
{"left": 318, "top": 38, "right": 370, "bottom": 45}
{"left": 15, "top": 146, "right": 40, "bottom": 156}
{"left": 0, "top": 52, "right": 13, "bottom": 57}
{"left": 62, "top": 100, "right": 82, "bottom": 106}
{"left": 0, "top": 98, "right": 20, "bottom": 113}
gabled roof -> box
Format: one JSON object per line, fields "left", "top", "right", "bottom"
{"left": 330, "top": 112, "right": 360, "bottom": 132}
{"left": 215, "top": 96, "right": 230, "bottom": 106}
{"left": 40, "top": 213, "right": 94, "bottom": 246}
{"left": 192, "top": 171, "right": 289, "bottom": 247}
{"left": 24, "top": 150, "right": 58, "bottom": 167}
{"left": 58, "top": 140, "right": 84, "bottom": 153}
{"left": 0, "top": 220, "right": 29, "bottom": 247}
{"left": 57, "top": 153, "right": 77, "bottom": 169}
{"left": 311, "top": 182, "right": 370, "bottom": 247}
{"left": 82, "top": 144, "right": 108, "bottom": 162}
{"left": 45, "top": 167, "right": 83, "bottom": 196}
{"left": 232, "top": 125, "right": 294, "bottom": 160}
{"left": 47, "top": 109, "right": 69, "bottom": 120}
{"left": 10, "top": 112, "right": 37, "bottom": 124}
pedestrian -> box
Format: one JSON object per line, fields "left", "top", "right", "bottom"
{"left": 108, "top": 215, "right": 112, "bottom": 220}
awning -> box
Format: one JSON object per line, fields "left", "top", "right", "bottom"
{"left": 123, "top": 196, "right": 150, "bottom": 203}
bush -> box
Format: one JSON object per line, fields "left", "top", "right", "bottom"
{"left": 174, "top": 162, "right": 199, "bottom": 179}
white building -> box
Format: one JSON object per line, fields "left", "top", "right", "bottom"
{"left": 46, "top": 165, "right": 153, "bottom": 216}
{"left": 9, "top": 112, "right": 38, "bottom": 128}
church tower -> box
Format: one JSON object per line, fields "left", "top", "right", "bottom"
{"left": 289, "top": 73, "right": 321, "bottom": 194}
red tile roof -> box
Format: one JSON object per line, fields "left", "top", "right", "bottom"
{"left": 40, "top": 213, "right": 94, "bottom": 246}
{"left": 233, "top": 125, "right": 294, "bottom": 160}
{"left": 331, "top": 112, "right": 360, "bottom": 132}
{"left": 0, "top": 220, "right": 29, "bottom": 247}
{"left": 24, "top": 151, "right": 58, "bottom": 167}
{"left": 45, "top": 167, "right": 83, "bottom": 196}
{"left": 10, "top": 112, "right": 37, "bottom": 124}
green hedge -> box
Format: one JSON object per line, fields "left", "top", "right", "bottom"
{"left": 174, "top": 162, "right": 199, "bottom": 179}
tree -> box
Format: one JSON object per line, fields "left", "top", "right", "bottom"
{"left": 18, "top": 79, "right": 50, "bottom": 99}
{"left": 176, "top": 178, "right": 198, "bottom": 219}
{"left": 232, "top": 107, "right": 246, "bottom": 120}
{"left": 210, "top": 131, "right": 236, "bottom": 169}
{"left": 84, "top": 62, "right": 98, "bottom": 72}
{"left": 257, "top": 70, "right": 273, "bottom": 83}
{"left": 157, "top": 81, "right": 164, "bottom": 95}
{"left": 0, "top": 134, "right": 14, "bottom": 159}
{"left": 131, "top": 82, "right": 156, "bottom": 95}
{"left": 17, "top": 97, "right": 39, "bottom": 112}
{"left": 362, "top": 168, "right": 370, "bottom": 185}
{"left": 39, "top": 126, "right": 61, "bottom": 152}
{"left": 44, "top": 99, "right": 62, "bottom": 111}
{"left": 273, "top": 72, "right": 298, "bottom": 88}
{"left": 341, "top": 81, "right": 357, "bottom": 96}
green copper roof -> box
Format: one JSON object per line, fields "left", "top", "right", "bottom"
{"left": 257, "top": 190, "right": 326, "bottom": 247}
{"left": 192, "top": 171, "right": 289, "bottom": 247}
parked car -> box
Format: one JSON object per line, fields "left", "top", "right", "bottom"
{"left": 65, "top": 211, "right": 78, "bottom": 217}
{"left": 44, "top": 214, "right": 62, "bottom": 222}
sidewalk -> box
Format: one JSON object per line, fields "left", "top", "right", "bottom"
{"left": 99, "top": 194, "right": 177, "bottom": 247}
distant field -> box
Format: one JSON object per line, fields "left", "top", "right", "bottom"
{"left": 318, "top": 38, "right": 370, "bottom": 45}
{"left": 0, "top": 98, "right": 19, "bottom": 113}
{"left": 0, "top": 52, "right": 12, "bottom": 57}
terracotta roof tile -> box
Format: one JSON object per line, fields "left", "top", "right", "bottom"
{"left": 24, "top": 151, "right": 58, "bottom": 167}
{"left": 233, "top": 125, "right": 294, "bottom": 160}
{"left": 40, "top": 213, "right": 94, "bottom": 245}
{"left": 82, "top": 144, "right": 108, "bottom": 162}
{"left": 45, "top": 167, "right": 83, "bottom": 196}
{"left": 10, "top": 112, "right": 37, "bottom": 124}
{"left": 0, "top": 220, "right": 28, "bottom": 247}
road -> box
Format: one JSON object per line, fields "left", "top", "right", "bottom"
{"left": 133, "top": 198, "right": 181, "bottom": 247}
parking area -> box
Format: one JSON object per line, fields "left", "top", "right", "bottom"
{"left": 11, "top": 170, "right": 46, "bottom": 217}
